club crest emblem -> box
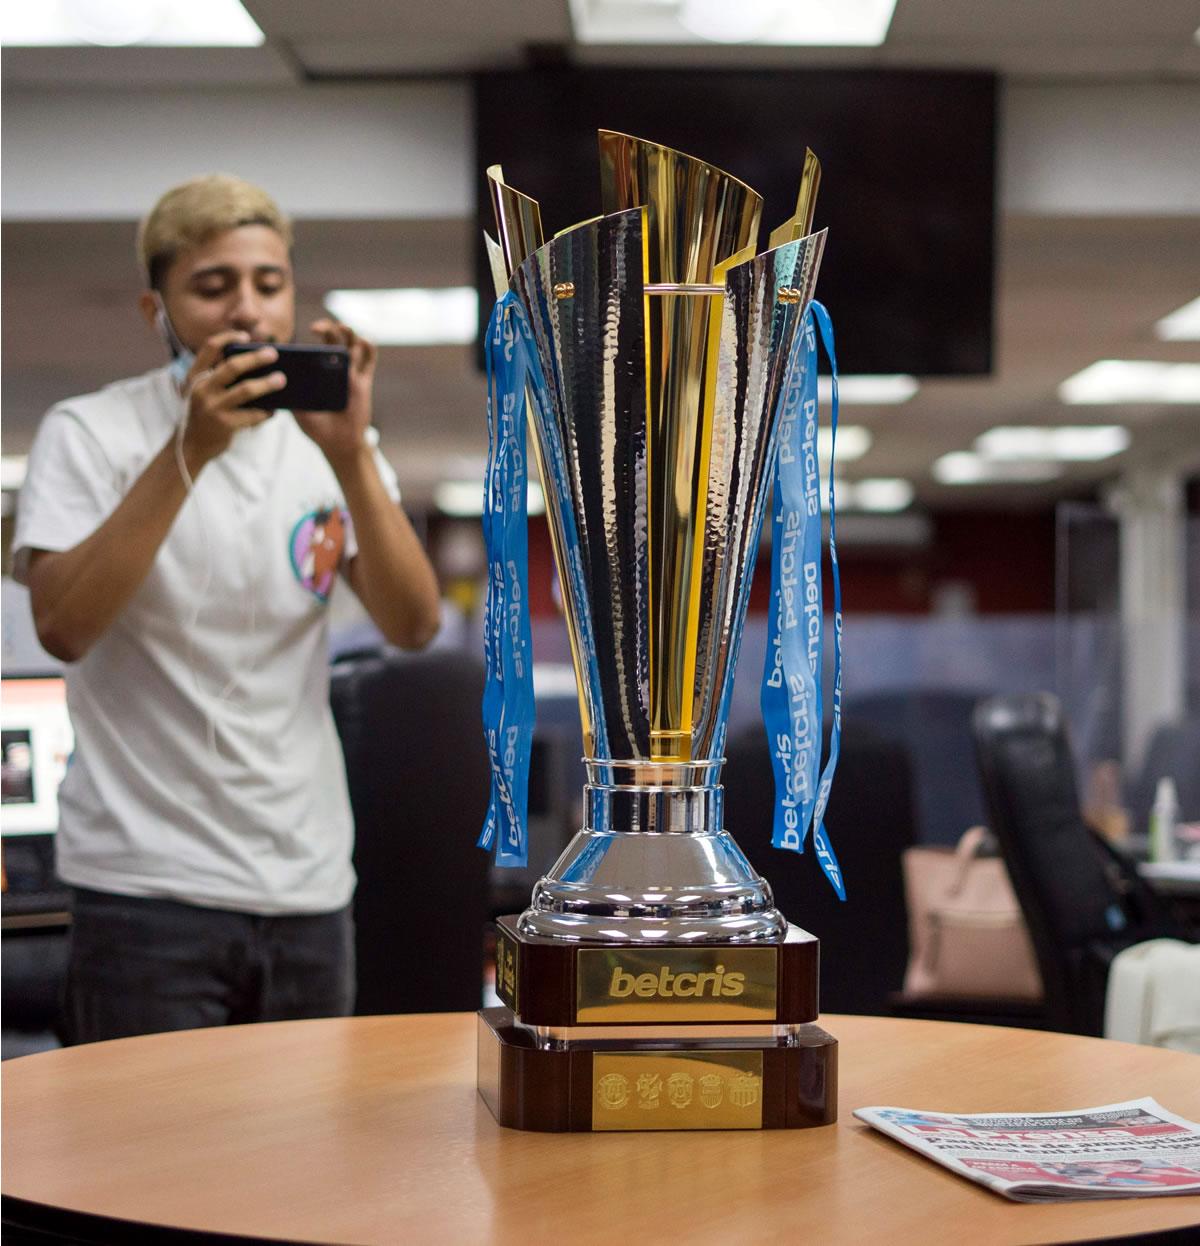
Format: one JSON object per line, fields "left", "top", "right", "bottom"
{"left": 667, "top": 1072, "right": 694, "bottom": 1109}
{"left": 636, "top": 1073, "right": 663, "bottom": 1109}
{"left": 728, "top": 1071, "right": 760, "bottom": 1109}
{"left": 289, "top": 505, "right": 348, "bottom": 601}
{"left": 597, "top": 1073, "right": 630, "bottom": 1110}
{"left": 699, "top": 1074, "right": 724, "bottom": 1109}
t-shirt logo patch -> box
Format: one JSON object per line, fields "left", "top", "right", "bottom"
{"left": 290, "top": 506, "right": 347, "bottom": 601}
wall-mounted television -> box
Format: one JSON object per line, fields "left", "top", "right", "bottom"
{"left": 474, "top": 67, "right": 996, "bottom": 376}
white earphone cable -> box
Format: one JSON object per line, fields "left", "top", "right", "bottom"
{"left": 167, "top": 314, "right": 260, "bottom": 766}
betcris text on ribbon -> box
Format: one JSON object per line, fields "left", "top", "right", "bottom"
{"left": 506, "top": 558, "right": 525, "bottom": 679}
{"left": 478, "top": 293, "right": 537, "bottom": 868}
{"left": 503, "top": 722, "right": 522, "bottom": 849}
{"left": 761, "top": 306, "right": 828, "bottom": 870}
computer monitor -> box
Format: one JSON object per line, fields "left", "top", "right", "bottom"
{"left": 1, "top": 676, "right": 73, "bottom": 836}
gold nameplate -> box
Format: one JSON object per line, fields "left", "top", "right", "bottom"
{"left": 576, "top": 947, "right": 776, "bottom": 1022}
{"left": 592, "top": 1051, "right": 764, "bottom": 1130}
{"left": 495, "top": 927, "right": 519, "bottom": 1013}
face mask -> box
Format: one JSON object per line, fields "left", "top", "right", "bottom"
{"left": 168, "top": 346, "right": 196, "bottom": 388}
{"left": 153, "top": 293, "right": 194, "bottom": 389}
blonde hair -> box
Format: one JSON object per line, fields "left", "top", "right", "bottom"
{"left": 137, "top": 174, "right": 292, "bottom": 289}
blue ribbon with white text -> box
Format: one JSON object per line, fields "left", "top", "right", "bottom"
{"left": 478, "top": 293, "right": 537, "bottom": 868}
{"left": 760, "top": 301, "right": 846, "bottom": 899}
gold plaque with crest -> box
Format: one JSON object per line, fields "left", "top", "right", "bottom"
{"left": 592, "top": 1051, "right": 764, "bottom": 1131}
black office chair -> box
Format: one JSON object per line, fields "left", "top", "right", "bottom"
{"left": 722, "top": 720, "right": 916, "bottom": 1016}
{"left": 844, "top": 689, "right": 994, "bottom": 846}
{"left": 1, "top": 837, "right": 70, "bottom": 1059}
{"left": 972, "top": 692, "right": 1185, "bottom": 1036}
{"left": 330, "top": 648, "right": 492, "bottom": 1015}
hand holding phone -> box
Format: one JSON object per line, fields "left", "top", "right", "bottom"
{"left": 222, "top": 343, "right": 350, "bottom": 412}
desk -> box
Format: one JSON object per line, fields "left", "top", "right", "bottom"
{"left": 4, "top": 1014, "right": 1199, "bottom": 1245}
{"left": 1140, "top": 860, "right": 1200, "bottom": 897}
{"left": 1139, "top": 861, "right": 1200, "bottom": 932}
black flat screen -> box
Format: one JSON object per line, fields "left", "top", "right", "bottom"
{"left": 474, "top": 67, "right": 996, "bottom": 376}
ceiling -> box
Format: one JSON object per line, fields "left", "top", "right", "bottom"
{"left": 2, "top": 0, "right": 1198, "bottom": 514}
{"left": 3, "top": 0, "right": 1198, "bottom": 85}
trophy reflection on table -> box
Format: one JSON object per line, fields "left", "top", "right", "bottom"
{"left": 476, "top": 131, "right": 838, "bottom": 1132}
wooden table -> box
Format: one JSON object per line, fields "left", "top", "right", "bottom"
{"left": 4, "top": 1014, "right": 1200, "bottom": 1245}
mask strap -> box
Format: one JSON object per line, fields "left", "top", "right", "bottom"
{"left": 152, "top": 292, "right": 190, "bottom": 359}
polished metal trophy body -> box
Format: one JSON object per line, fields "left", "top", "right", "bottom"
{"left": 477, "top": 132, "right": 837, "bottom": 1131}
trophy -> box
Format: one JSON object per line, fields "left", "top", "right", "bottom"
{"left": 476, "top": 131, "right": 837, "bottom": 1132}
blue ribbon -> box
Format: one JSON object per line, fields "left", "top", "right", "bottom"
{"left": 478, "top": 293, "right": 537, "bottom": 868}
{"left": 760, "top": 301, "right": 846, "bottom": 900}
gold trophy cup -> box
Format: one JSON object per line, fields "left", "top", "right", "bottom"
{"left": 477, "top": 132, "right": 836, "bottom": 1131}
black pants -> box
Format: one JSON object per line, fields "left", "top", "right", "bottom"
{"left": 64, "top": 887, "right": 356, "bottom": 1045}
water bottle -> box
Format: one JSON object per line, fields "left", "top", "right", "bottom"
{"left": 1149, "top": 776, "right": 1180, "bottom": 864}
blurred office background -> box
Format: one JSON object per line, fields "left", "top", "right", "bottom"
{"left": 2, "top": 2, "right": 1198, "bottom": 1050}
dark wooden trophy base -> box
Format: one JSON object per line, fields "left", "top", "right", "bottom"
{"left": 477, "top": 916, "right": 837, "bottom": 1133}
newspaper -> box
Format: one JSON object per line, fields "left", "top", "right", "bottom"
{"left": 854, "top": 1098, "right": 1200, "bottom": 1202}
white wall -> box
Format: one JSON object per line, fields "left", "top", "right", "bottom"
{"left": 1, "top": 83, "right": 473, "bottom": 220}
{"left": 1003, "top": 82, "right": 1200, "bottom": 215}
{"left": 3, "top": 79, "right": 1198, "bottom": 221}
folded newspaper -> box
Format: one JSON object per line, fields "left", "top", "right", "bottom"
{"left": 854, "top": 1098, "right": 1200, "bottom": 1202}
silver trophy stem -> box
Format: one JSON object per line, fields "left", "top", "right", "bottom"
{"left": 517, "top": 758, "right": 788, "bottom": 944}
{"left": 583, "top": 760, "right": 722, "bottom": 833}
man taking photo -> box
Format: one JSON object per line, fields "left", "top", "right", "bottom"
{"left": 13, "top": 174, "right": 442, "bottom": 1043}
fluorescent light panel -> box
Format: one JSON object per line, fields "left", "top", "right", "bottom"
{"left": 435, "top": 480, "right": 545, "bottom": 518}
{"left": 1059, "top": 361, "right": 1200, "bottom": 405}
{"left": 819, "top": 375, "right": 918, "bottom": 405}
{"left": 818, "top": 425, "right": 871, "bottom": 463}
{"left": 975, "top": 426, "right": 1130, "bottom": 463}
{"left": 569, "top": 0, "right": 897, "bottom": 46}
{"left": 2, "top": 0, "right": 263, "bottom": 46}
{"left": 933, "top": 453, "right": 1061, "bottom": 486}
{"left": 849, "top": 478, "right": 914, "bottom": 513}
{"left": 1155, "top": 296, "right": 1200, "bottom": 342}
{"left": 832, "top": 477, "right": 915, "bottom": 513}
{"left": 1, "top": 456, "right": 28, "bottom": 490}
{"left": 325, "top": 288, "right": 478, "bottom": 347}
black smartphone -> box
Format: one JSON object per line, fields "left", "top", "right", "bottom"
{"left": 222, "top": 342, "right": 350, "bottom": 412}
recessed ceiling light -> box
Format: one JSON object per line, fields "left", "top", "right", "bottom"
{"left": 324, "top": 288, "right": 478, "bottom": 347}
{"left": 1, "top": 456, "right": 28, "bottom": 490}
{"left": 850, "top": 478, "right": 914, "bottom": 512}
{"left": 818, "top": 375, "right": 917, "bottom": 405}
{"left": 678, "top": 0, "right": 781, "bottom": 42}
{"left": 1058, "top": 360, "right": 1200, "bottom": 404}
{"left": 2, "top": 0, "right": 263, "bottom": 46}
{"left": 569, "top": 0, "right": 897, "bottom": 46}
{"left": 833, "top": 477, "right": 913, "bottom": 512}
{"left": 975, "top": 426, "right": 1130, "bottom": 463}
{"left": 1155, "top": 296, "right": 1200, "bottom": 342}
{"left": 933, "top": 453, "right": 1062, "bottom": 486}
{"left": 434, "top": 479, "right": 545, "bottom": 518}
{"left": 818, "top": 425, "right": 872, "bottom": 463}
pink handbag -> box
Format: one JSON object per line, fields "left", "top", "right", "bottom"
{"left": 902, "top": 826, "right": 1043, "bottom": 1001}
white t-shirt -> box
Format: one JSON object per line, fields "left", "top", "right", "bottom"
{"left": 13, "top": 365, "right": 400, "bottom": 915}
